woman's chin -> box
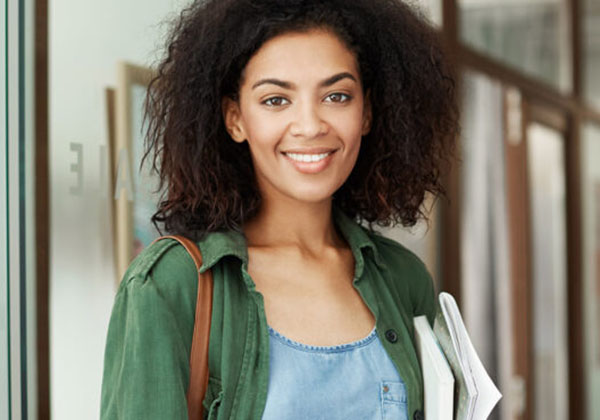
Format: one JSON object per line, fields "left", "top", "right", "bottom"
{"left": 259, "top": 175, "right": 348, "bottom": 206}
{"left": 283, "top": 187, "right": 338, "bottom": 205}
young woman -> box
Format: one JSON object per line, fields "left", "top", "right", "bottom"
{"left": 100, "top": 0, "right": 459, "bottom": 419}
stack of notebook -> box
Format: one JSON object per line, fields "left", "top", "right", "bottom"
{"left": 413, "top": 292, "right": 502, "bottom": 420}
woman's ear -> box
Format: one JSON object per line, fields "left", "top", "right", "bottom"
{"left": 222, "top": 96, "right": 247, "bottom": 143}
{"left": 361, "top": 89, "right": 373, "bottom": 136}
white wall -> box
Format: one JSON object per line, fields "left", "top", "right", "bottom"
{"left": 49, "top": 0, "right": 189, "bottom": 418}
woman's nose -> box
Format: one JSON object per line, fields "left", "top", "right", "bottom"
{"left": 289, "top": 102, "right": 328, "bottom": 139}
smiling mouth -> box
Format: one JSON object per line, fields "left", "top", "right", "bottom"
{"left": 282, "top": 150, "right": 336, "bottom": 163}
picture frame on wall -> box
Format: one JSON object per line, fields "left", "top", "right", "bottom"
{"left": 111, "top": 61, "right": 163, "bottom": 284}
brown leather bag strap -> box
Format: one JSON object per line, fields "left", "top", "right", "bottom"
{"left": 151, "top": 235, "right": 213, "bottom": 420}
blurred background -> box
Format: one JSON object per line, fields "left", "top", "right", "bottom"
{"left": 2, "top": 0, "right": 600, "bottom": 419}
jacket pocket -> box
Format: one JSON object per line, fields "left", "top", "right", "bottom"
{"left": 380, "top": 380, "right": 409, "bottom": 420}
{"left": 202, "top": 376, "right": 223, "bottom": 420}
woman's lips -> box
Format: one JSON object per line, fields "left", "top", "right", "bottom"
{"left": 281, "top": 150, "right": 337, "bottom": 174}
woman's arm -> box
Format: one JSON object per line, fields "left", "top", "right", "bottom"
{"left": 412, "top": 268, "right": 437, "bottom": 327}
{"left": 100, "top": 242, "right": 197, "bottom": 419}
{"left": 100, "top": 275, "right": 189, "bottom": 419}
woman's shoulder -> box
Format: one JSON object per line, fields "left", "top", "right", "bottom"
{"left": 365, "top": 229, "right": 431, "bottom": 278}
{"left": 101, "top": 238, "right": 199, "bottom": 418}
{"left": 118, "top": 238, "right": 199, "bottom": 306}
{"left": 364, "top": 229, "right": 436, "bottom": 319}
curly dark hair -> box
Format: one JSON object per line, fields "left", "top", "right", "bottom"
{"left": 142, "top": 0, "right": 459, "bottom": 240}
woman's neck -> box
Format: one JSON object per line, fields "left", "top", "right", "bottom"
{"left": 242, "top": 197, "right": 344, "bottom": 254}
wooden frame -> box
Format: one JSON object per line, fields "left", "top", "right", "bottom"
{"left": 440, "top": 0, "right": 462, "bottom": 307}
{"left": 504, "top": 87, "right": 534, "bottom": 420}
{"left": 35, "top": 0, "right": 49, "bottom": 416}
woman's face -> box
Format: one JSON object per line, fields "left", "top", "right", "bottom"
{"left": 223, "top": 28, "right": 371, "bottom": 206}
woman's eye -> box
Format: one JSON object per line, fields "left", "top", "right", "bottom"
{"left": 262, "top": 97, "right": 290, "bottom": 107}
{"left": 324, "top": 93, "right": 351, "bottom": 103}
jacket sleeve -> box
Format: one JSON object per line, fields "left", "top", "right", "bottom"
{"left": 100, "top": 244, "right": 197, "bottom": 420}
{"left": 412, "top": 267, "right": 437, "bottom": 327}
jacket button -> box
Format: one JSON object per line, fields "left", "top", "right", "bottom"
{"left": 413, "top": 409, "right": 424, "bottom": 420}
{"left": 385, "top": 329, "right": 398, "bottom": 343}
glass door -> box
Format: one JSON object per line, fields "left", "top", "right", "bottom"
{"left": 1, "top": 0, "right": 9, "bottom": 416}
{"left": 505, "top": 96, "right": 572, "bottom": 420}
{"left": 526, "top": 121, "right": 569, "bottom": 420}
{"left": 582, "top": 123, "right": 600, "bottom": 420}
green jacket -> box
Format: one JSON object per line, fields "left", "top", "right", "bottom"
{"left": 100, "top": 206, "right": 436, "bottom": 419}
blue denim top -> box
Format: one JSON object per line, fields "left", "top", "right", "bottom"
{"left": 261, "top": 324, "right": 409, "bottom": 420}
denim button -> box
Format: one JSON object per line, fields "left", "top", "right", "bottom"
{"left": 385, "top": 329, "right": 398, "bottom": 343}
{"left": 413, "top": 409, "right": 424, "bottom": 420}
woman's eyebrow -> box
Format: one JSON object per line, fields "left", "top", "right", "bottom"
{"left": 251, "top": 72, "right": 357, "bottom": 90}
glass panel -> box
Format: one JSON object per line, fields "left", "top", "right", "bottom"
{"left": 459, "top": 70, "right": 512, "bottom": 420}
{"left": 582, "top": 123, "right": 600, "bottom": 420}
{"left": 1, "top": 0, "right": 9, "bottom": 415}
{"left": 23, "top": 0, "right": 37, "bottom": 413}
{"left": 459, "top": 0, "right": 572, "bottom": 92}
{"left": 4, "top": 0, "right": 36, "bottom": 416}
{"left": 48, "top": 0, "right": 189, "bottom": 418}
{"left": 526, "top": 123, "right": 569, "bottom": 420}
{"left": 583, "top": 0, "right": 600, "bottom": 108}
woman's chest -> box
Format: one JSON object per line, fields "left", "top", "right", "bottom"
{"left": 246, "top": 248, "right": 376, "bottom": 346}
{"left": 261, "top": 323, "right": 409, "bottom": 420}
{"left": 204, "top": 257, "right": 426, "bottom": 420}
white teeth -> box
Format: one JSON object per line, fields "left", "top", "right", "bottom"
{"left": 285, "top": 152, "right": 331, "bottom": 163}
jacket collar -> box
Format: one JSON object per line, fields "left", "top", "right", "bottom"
{"left": 196, "top": 205, "right": 384, "bottom": 279}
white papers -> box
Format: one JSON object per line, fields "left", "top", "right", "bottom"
{"left": 413, "top": 315, "right": 455, "bottom": 420}
{"left": 432, "top": 292, "right": 502, "bottom": 420}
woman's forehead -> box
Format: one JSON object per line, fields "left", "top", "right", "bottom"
{"left": 241, "top": 29, "right": 360, "bottom": 89}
